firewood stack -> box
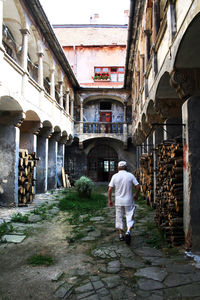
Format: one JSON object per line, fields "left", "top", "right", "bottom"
{"left": 155, "top": 138, "right": 184, "bottom": 246}
{"left": 18, "top": 149, "right": 40, "bottom": 206}
{"left": 140, "top": 153, "right": 154, "bottom": 207}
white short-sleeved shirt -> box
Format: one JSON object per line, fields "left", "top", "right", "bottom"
{"left": 109, "top": 170, "right": 139, "bottom": 206}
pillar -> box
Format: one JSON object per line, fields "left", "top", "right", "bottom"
{"left": 155, "top": 125, "right": 164, "bottom": 145}
{"left": 50, "top": 67, "right": 55, "bottom": 98}
{"left": 152, "top": 0, "right": 160, "bottom": 45}
{"left": 144, "top": 30, "right": 151, "bottom": 68}
{"left": 20, "top": 133, "right": 37, "bottom": 153}
{"left": 153, "top": 131, "right": 157, "bottom": 203}
{"left": 38, "top": 52, "right": 44, "bottom": 87}
{"left": 36, "top": 126, "right": 52, "bottom": 193}
{"left": 20, "top": 29, "right": 30, "bottom": 71}
{"left": 66, "top": 92, "right": 70, "bottom": 114}
{"left": 80, "top": 100, "right": 84, "bottom": 134}
{"left": 0, "top": 126, "right": 20, "bottom": 206}
{"left": 148, "top": 134, "right": 153, "bottom": 153}
{"left": 48, "top": 138, "right": 58, "bottom": 190}
{"left": 182, "top": 97, "right": 200, "bottom": 251}
{"left": 70, "top": 98, "right": 74, "bottom": 119}
{"left": 57, "top": 143, "right": 65, "bottom": 186}
{"left": 140, "top": 55, "right": 144, "bottom": 87}
{"left": 167, "top": 0, "right": 177, "bottom": 42}
{"left": 165, "top": 118, "right": 182, "bottom": 140}
{"left": 58, "top": 81, "right": 63, "bottom": 107}
{"left": 36, "top": 135, "right": 48, "bottom": 193}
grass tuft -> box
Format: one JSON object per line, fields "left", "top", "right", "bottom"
{"left": 11, "top": 213, "right": 29, "bottom": 223}
{"left": 27, "top": 253, "right": 54, "bottom": 266}
{"left": 0, "top": 222, "right": 13, "bottom": 238}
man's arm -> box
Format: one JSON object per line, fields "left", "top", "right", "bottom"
{"left": 134, "top": 184, "right": 140, "bottom": 201}
{"left": 108, "top": 186, "right": 114, "bottom": 207}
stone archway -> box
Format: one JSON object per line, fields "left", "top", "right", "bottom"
{"left": 87, "top": 144, "right": 118, "bottom": 182}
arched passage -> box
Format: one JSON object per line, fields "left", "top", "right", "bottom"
{"left": 173, "top": 13, "right": 200, "bottom": 251}
{"left": 88, "top": 144, "right": 118, "bottom": 182}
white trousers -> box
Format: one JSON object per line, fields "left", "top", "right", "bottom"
{"left": 115, "top": 205, "right": 135, "bottom": 231}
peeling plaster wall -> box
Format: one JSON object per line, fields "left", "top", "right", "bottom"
{"left": 83, "top": 102, "right": 124, "bottom": 122}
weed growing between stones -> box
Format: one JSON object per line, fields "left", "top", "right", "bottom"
{"left": 32, "top": 205, "right": 47, "bottom": 220}
{"left": 58, "top": 189, "right": 107, "bottom": 217}
{"left": 0, "top": 222, "right": 13, "bottom": 238}
{"left": 58, "top": 187, "right": 107, "bottom": 244}
{"left": 11, "top": 212, "right": 29, "bottom": 223}
{"left": 27, "top": 253, "right": 54, "bottom": 266}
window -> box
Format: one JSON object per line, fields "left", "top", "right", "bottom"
{"left": 93, "top": 67, "right": 125, "bottom": 82}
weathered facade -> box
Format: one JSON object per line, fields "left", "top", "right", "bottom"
{"left": 125, "top": 0, "right": 200, "bottom": 251}
{"left": 0, "top": 0, "right": 79, "bottom": 206}
{"left": 53, "top": 24, "right": 127, "bottom": 88}
{"left": 54, "top": 21, "right": 136, "bottom": 182}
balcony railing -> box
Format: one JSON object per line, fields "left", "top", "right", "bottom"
{"left": 83, "top": 122, "right": 124, "bottom": 134}
{"left": 75, "top": 122, "right": 132, "bottom": 135}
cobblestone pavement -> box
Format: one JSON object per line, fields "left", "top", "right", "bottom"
{"left": 0, "top": 189, "right": 200, "bottom": 300}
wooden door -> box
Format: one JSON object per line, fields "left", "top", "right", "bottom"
{"left": 100, "top": 112, "right": 112, "bottom": 133}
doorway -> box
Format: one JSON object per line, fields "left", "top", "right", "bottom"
{"left": 100, "top": 112, "right": 112, "bottom": 133}
{"left": 88, "top": 144, "right": 118, "bottom": 181}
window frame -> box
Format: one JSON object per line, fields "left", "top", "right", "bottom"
{"left": 94, "top": 66, "right": 125, "bottom": 82}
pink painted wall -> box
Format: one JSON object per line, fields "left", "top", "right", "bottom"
{"left": 63, "top": 45, "right": 126, "bottom": 87}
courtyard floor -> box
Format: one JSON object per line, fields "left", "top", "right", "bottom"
{"left": 0, "top": 187, "right": 200, "bottom": 300}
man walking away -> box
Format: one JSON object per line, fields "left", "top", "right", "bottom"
{"left": 108, "top": 161, "right": 140, "bottom": 245}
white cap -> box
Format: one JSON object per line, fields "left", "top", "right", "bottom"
{"left": 118, "top": 161, "right": 127, "bottom": 167}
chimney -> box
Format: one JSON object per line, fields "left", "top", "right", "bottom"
{"left": 124, "top": 10, "right": 129, "bottom": 24}
{"left": 90, "top": 13, "right": 99, "bottom": 24}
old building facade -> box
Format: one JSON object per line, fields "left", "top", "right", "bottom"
{"left": 54, "top": 20, "right": 136, "bottom": 182}
{"left": 0, "top": 0, "right": 79, "bottom": 206}
{"left": 125, "top": 0, "right": 200, "bottom": 251}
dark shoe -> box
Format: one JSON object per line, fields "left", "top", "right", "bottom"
{"left": 125, "top": 232, "right": 131, "bottom": 245}
{"left": 119, "top": 236, "right": 125, "bottom": 241}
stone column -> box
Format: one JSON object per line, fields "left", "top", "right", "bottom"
{"left": 20, "top": 29, "right": 30, "bottom": 71}
{"left": 47, "top": 130, "right": 60, "bottom": 190}
{"left": 38, "top": 52, "right": 44, "bottom": 87}
{"left": 167, "top": 0, "right": 177, "bottom": 42}
{"left": 36, "top": 125, "right": 52, "bottom": 193}
{"left": 153, "top": 131, "right": 157, "bottom": 204}
{"left": 144, "top": 30, "right": 151, "bottom": 68}
{"left": 0, "top": 125, "right": 20, "bottom": 206}
{"left": 146, "top": 137, "right": 149, "bottom": 154}
{"left": 58, "top": 81, "right": 63, "bottom": 107}
{"left": 48, "top": 138, "right": 58, "bottom": 190}
{"left": 182, "top": 97, "right": 200, "bottom": 251}
{"left": 163, "top": 121, "right": 167, "bottom": 140}
{"left": 155, "top": 125, "right": 164, "bottom": 145}
{"left": 66, "top": 91, "right": 70, "bottom": 114}
{"left": 57, "top": 143, "right": 65, "bottom": 186}
{"left": 80, "top": 100, "right": 84, "bottom": 134}
{"left": 123, "top": 102, "right": 127, "bottom": 122}
{"left": 165, "top": 118, "right": 182, "bottom": 140}
{"left": 50, "top": 67, "right": 55, "bottom": 98}
{"left": 70, "top": 98, "right": 74, "bottom": 119}
{"left": 152, "top": 0, "right": 160, "bottom": 45}
{"left": 140, "top": 55, "right": 145, "bottom": 87}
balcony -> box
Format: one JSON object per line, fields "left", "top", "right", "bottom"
{"left": 75, "top": 122, "right": 132, "bottom": 147}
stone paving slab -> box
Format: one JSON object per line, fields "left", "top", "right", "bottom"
{"left": 135, "top": 267, "right": 168, "bottom": 282}
{"left": 1, "top": 234, "right": 26, "bottom": 243}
